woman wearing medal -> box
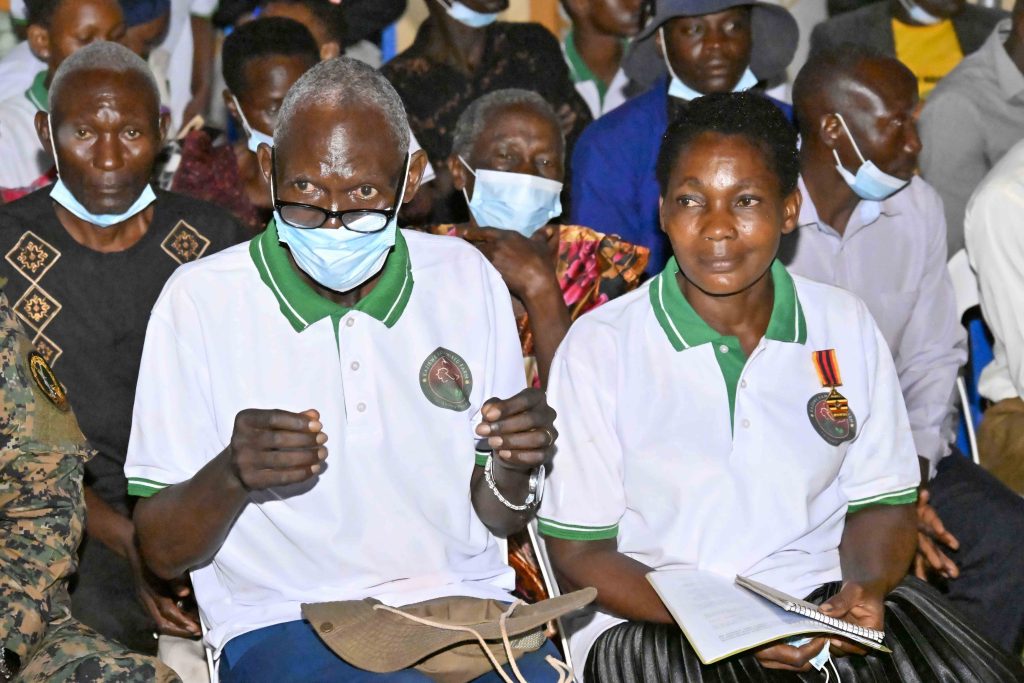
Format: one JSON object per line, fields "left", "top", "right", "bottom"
{"left": 535, "top": 91, "right": 1024, "bottom": 681}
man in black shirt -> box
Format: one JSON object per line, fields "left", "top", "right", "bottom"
{"left": 0, "top": 41, "right": 248, "bottom": 654}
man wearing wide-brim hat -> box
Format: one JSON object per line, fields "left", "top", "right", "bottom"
{"left": 568, "top": 0, "right": 799, "bottom": 277}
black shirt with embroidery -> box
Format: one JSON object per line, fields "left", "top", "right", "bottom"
{"left": 0, "top": 187, "right": 249, "bottom": 510}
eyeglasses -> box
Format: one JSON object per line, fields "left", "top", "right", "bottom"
{"left": 270, "top": 151, "right": 409, "bottom": 232}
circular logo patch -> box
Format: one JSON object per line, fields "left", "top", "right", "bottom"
{"left": 28, "top": 351, "right": 69, "bottom": 412}
{"left": 419, "top": 347, "right": 472, "bottom": 412}
{"left": 807, "top": 391, "right": 856, "bottom": 445}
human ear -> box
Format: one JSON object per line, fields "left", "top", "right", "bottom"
{"left": 448, "top": 155, "right": 470, "bottom": 193}
{"left": 257, "top": 143, "right": 273, "bottom": 183}
{"left": 780, "top": 187, "right": 802, "bottom": 236}
{"left": 402, "top": 149, "right": 428, "bottom": 203}
{"left": 34, "top": 110, "right": 53, "bottom": 157}
{"left": 158, "top": 111, "right": 171, "bottom": 143}
{"left": 821, "top": 113, "right": 843, "bottom": 152}
{"left": 223, "top": 88, "right": 240, "bottom": 123}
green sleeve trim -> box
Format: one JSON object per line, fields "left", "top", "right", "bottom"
{"left": 475, "top": 450, "right": 490, "bottom": 467}
{"left": 538, "top": 517, "right": 619, "bottom": 541}
{"left": 847, "top": 486, "right": 918, "bottom": 514}
{"left": 127, "top": 478, "right": 169, "bottom": 498}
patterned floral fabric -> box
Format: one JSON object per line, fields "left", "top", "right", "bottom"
{"left": 425, "top": 223, "right": 649, "bottom": 365}
{"left": 169, "top": 130, "right": 263, "bottom": 232}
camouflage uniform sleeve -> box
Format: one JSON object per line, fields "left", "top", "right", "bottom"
{"left": 0, "top": 288, "right": 93, "bottom": 662}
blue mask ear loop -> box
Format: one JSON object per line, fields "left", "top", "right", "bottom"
{"left": 47, "top": 114, "right": 62, "bottom": 178}
{"left": 458, "top": 155, "right": 477, "bottom": 208}
{"left": 831, "top": 112, "right": 869, "bottom": 172}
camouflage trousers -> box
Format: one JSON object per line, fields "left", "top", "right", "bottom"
{"left": 16, "top": 616, "right": 180, "bottom": 682}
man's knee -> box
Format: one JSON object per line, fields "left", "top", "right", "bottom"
{"left": 17, "top": 617, "right": 181, "bottom": 683}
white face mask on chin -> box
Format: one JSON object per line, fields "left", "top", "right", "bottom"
{"left": 658, "top": 28, "right": 758, "bottom": 101}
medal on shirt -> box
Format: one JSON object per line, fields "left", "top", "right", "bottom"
{"left": 27, "top": 351, "right": 69, "bottom": 412}
{"left": 807, "top": 349, "right": 856, "bottom": 445}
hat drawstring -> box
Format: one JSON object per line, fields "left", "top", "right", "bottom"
{"left": 373, "top": 601, "right": 574, "bottom": 683}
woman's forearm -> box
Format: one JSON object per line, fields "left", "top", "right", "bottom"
{"left": 545, "top": 537, "right": 673, "bottom": 623}
{"left": 839, "top": 503, "right": 917, "bottom": 595}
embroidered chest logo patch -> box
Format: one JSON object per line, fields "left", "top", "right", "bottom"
{"left": 161, "top": 220, "right": 211, "bottom": 265}
{"left": 808, "top": 349, "right": 856, "bottom": 445}
{"left": 28, "top": 351, "right": 68, "bottom": 412}
{"left": 419, "top": 347, "right": 472, "bottom": 411}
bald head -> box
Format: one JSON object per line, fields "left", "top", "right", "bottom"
{"left": 50, "top": 40, "right": 160, "bottom": 122}
{"left": 793, "top": 45, "right": 916, "bottom": 136}
{"left": 275, "top": 57, "right": 409, "bottom": 158}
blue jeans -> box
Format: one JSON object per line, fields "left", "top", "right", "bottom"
{"left": 219, "top": 619, "right": 565, "bottom": 682}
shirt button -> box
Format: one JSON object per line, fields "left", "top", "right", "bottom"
{"left": 740, "top": 379, "right": 747, "bottom": 389}
{"left": 345, "top": 318, "right": 355, "bottom": 328}
{"left": 719, "top": 344, "right": 729, "bottom": 354}
{"left": 350, "top": 361, "right": 360, "bottom": 371}
{"left": 356, "top": 402, "right": 366, "bottom": 413}
{"left": 741, "top": 419, "right": 751, "bottom": 429}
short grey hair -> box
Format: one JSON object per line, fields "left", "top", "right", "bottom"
{"left": 50, "top": 41, "right": 159, "bottom": 114}
{"left": 451, "top": 89, "right": 564, "bottom": 161}
{"left": 276, "top": 56, "right": 409, "bottom": 157}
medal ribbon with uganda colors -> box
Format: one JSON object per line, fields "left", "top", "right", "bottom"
{"left": 812, "top": 349, "right": 849, "bottom": 420}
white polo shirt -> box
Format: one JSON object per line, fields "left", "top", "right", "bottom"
{"left": 538, "top": 259, "right": 920, "bottom": 669}
{"left": 125, "top": 223, "right": 525, "bottom": 653}
{"left": 0, "top": 70, "right": 50, "bottom": 196}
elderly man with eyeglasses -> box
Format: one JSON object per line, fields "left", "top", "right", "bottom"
{"left": 126, "top": 56, "right": 566, "bottom": 683}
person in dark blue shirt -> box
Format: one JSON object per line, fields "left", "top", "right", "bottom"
{"left": 569, "top": 0, "right": 797, "bottom": 275}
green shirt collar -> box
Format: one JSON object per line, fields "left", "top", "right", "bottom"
{"left": 250, "top": 219, "right": 414, "bottom": 332}
{"left": 650, "top": 257, "right": 807, "bottom": 352}
{"left": 25, "top": 70, "right": 48, "bottom": 113}
{"left": 564, "top": 30, "right": 618, "bottom": 102}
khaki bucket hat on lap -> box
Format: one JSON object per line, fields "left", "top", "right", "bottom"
{"left": 302, "top": 588, "right": 596, "bottom": 683}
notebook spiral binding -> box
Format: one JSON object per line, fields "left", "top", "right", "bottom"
{"left": 786, "top": 602, "right": 885, "bottom": 642}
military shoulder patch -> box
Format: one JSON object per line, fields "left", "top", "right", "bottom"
{"left": 28, "top": 350, "right": 68, "bottom": 412}
{"left": 420, "top": 347, "right": 472, "bottom": 412}
{"left": 807, "top": 391, "right": 856, "bottom": 446}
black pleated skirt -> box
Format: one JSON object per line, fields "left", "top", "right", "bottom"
{"left": 585, "top": 577, "right": 1024, "bottom": 682}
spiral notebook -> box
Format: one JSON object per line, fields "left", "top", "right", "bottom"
{"left": 647, "top": 569, "right": 891, "bottom": 665}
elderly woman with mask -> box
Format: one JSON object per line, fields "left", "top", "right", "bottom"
{"left": 424, "top": 89, "right": 648, "bottom": 390}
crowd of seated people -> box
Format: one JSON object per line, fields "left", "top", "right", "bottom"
{"left": 0, "top": 1, "right": 1023, "bottom": 682}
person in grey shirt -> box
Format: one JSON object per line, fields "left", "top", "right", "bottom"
{"left": 920, "top": 3, "right": 1024, "bottom": 257}
{"left": 782, "top": 44, "right": 1024, "bottom": 655}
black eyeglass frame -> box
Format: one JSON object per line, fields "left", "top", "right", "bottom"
{"left": 270, "top": 150, "right": 410, "bottom": 233}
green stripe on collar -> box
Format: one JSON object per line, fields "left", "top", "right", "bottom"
{"left": 650, "top": 258, "right": 806, "bottom": 351}
{"left": 25, "top": 70, "right": 48, "bottom": 113}
{"left": 250, "top": 219, "right": 414, "bottom": 332}
{"left": 649, "top": 258, "right": 806, "bottom": 427}
{"left": 563, "top": 30, "right": 608, "bottom": 102}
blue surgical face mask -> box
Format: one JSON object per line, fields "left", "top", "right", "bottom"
{"left": 459, "top": 157, "right": 563, "bottom": 237}
{"left": 897, "top": 0, "right": 943, "bottom": 25}
{"left": 273, "top": 154, "right": 410, "bottom": 293}
{"left": 832, "top": 112, "right": 910, "bottom": 202}
{"left": 787, "top": 637, "right": 839, "bottom": 680}
{"left": 231, "top": 94, "right": 274, "bottom": 154}
{"left": 47, "top": 115, "right": 157, "bottom": 228}
{"left": 436, "top": 0, "right": 499, "bottom": 28}
{"left": 660, "top": 27, "right": 758, "bottom": 101}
